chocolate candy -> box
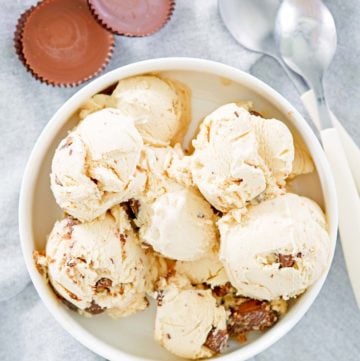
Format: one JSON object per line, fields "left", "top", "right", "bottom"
{"left": 88, "top": 0, "right": 175, "bottom": 36}
{"left": 20, "top": 0, "right": 115, "bottom": 86}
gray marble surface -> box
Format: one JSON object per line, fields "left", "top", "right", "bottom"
{"left": 0, "top": 0, "right": 359, "bottom": 360}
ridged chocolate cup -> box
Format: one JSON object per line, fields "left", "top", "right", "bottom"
{"left": 20, "top": 0, "right": 115, "bottom": 87}
{"left": 87, "top": 0, "right": 175, "bottom": 37}
{"left": 14, "top": 6, "right": 41, "bottom": 80}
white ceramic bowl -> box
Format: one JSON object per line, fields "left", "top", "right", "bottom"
{"left": 19, "top": 58, "right": 337, "bottom": 361}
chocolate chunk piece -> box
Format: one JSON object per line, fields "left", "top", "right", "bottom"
{"left": 278, "top": 252, "right": 302, "bottom": 268}
{"left": 85, "top": 300, "right": 105, "bottom": 315}
{"left": 119, "top": 233, "right": 127, "bottom": 245}
{"left": 100, "top": 82, "right": 117, "bottom": 95}
{"left": 121, "top": 198, "right": 140, "bottom": 220}
{"left": 66, "top": 290, "right": 81, "bottom": 301}
{"left": 204, "top": 327, "right": 229, "bottom": 354}
{"left": 95, "top": 277, "right": 112, "bottom": 292}
{"left": 228, "top": 299, "right": 278, "bottom": 335}
{"left": 156, "top": 290, "right": 165, "bottom": 306}
{"left": 64, "top": 217, "right": 81, "bottom": 239}
{"left": 249, "top": 110, "right": 263, "bottom": 117}
{"left": 212, "top": 282, "right": 233, "bottom": 297}
{"left": 278, "top": 254, "right": 295, "bottom": 268}
{"left": 210, "top": 205, "right": 223, "bottom": 217}
{"left": 129, "top": 199, "right": 140, "bottom": 217}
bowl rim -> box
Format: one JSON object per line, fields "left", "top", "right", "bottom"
{"left": 18, "top": 57, "right": 338, "bottom": 361}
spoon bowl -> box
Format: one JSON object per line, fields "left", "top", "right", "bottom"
{"left": 275, "top": 0, "right": 337, "bottom": 87}
{"left": 218, "top": 0, "right": 279, "bottom": 55}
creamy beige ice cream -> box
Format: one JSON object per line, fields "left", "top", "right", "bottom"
{"left": 219, "top": 193, "right": 330, "bottom": 300}
{"left": 130, "top": 144, "right": 190, "bottom": 232}
{"left": 291, "top": 133, "right": 315, "bottom": 177}
{"left": 112, "top": 75, "right": 191, "bottom": 146}
{"left": 35, "top": 206, "right": 160, "bottom": 318}
{"left": 247, "top": 103, "right": 314, "bottom": 178}
{"left": 78, "top": 93, "right": 117, "bottom": 120}
{"left": 139, "top": 187, "right": 218, "bottom": 261}
{"left": 137, "top": 144, "right": 188, "bottom": 202}
{"left": 191, "top": 103, "right": 294, "bottom": 213}
{"left": 50, "top": 108, "right": 145, "bottom": 222}
{"left": 154, "top": 281, "right": 228, "bottom": 359}
{"left": 127, "top": 145, "right": 216, "bottom": 261}
{"left": 252, "top": 113, "right": 295, "bottom": 186}
{"left": 175, "top": 253, "right": 229, "bottom": 288}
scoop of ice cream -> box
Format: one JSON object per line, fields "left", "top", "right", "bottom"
{"left": 219, "top": 193, "right": 330, "bottom": 300}
{"left": 50, "top": 108, "right": 145, "bottom": 221}
{"left": 155, "top": 283, "right": 228, "bottom": 359}
{"left": 175, "top": 254, "right": 229, "bottom": 288}
{"left": 140, "top": 187, "right": 218, "bottom": 261}
{"left": 37, "top": 206, "right": 158, "bottom": 318}
{"left": 112, "top": 75, "right": 191, "bottom": 146}
{"left": 76, "top": 108, "right": 143, "bottom": 192}
{"left": 191, "top": 103, "right": 294, "bottom": 212}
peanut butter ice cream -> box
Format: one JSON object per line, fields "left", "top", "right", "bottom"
{"left": 112, "top": 75, "right": 191, "bottom": 146}
{"left": 190, "top": 103, "right": 294, "bottom": 213}
{"left": 154, "top": 279, "right": 228, "bottom": 359}
{"left": 34, "top": 206, "right": 160, "bottom": 318}
{"left": 140, "top": 187, "right": 218, "bottom": 261}
{"left": 50, "top": 108, "right": 145, "bottom": 222}
{"left": 175, "top": 253, "right": 228, "bottom": 288}
{"left": 219, "top": 193, "right": 330, "bottom": 300}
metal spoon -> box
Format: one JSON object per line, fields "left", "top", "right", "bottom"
{"left": 218, "top": 0, "right": 360, "bottom": 192}
{"left": 275, "top": 0, "right": 360, "bottom": 308}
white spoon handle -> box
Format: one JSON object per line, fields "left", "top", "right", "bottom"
{"left": 320, "top": 127, "right": 360, "bottom": 308}
{"left": 302, "top": 89, "right": 360, "bottom": 194}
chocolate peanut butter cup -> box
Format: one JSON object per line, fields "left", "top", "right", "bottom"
{"left": 88, "top": 0, "right": 175, "bottom": 36}
{"left": 21, "top": 0, "right": 115, "bottom": 86}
